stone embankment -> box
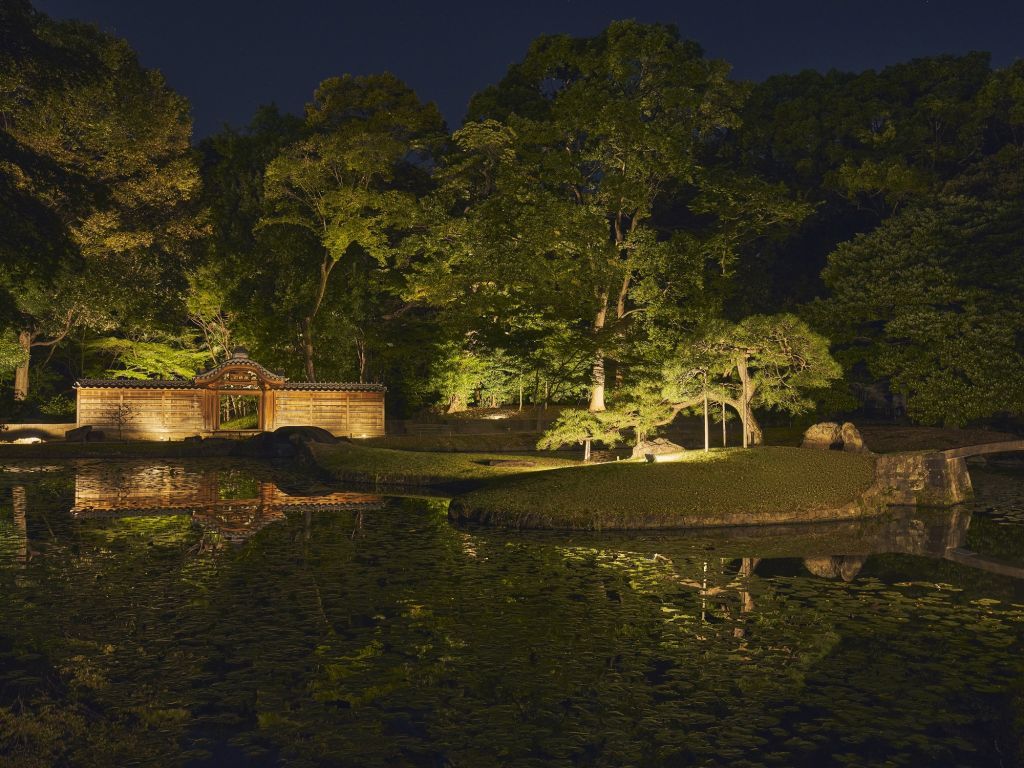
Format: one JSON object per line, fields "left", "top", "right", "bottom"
{"left": 801, "top": 423, "right": 1024, "bottom": 512}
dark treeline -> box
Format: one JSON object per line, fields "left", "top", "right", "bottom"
{"left": 2, "top": 0, "right": 1022, "bottom": 431}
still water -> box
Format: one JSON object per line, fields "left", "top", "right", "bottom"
{"left": 1, "top": 458, "right": 1022, "bottom": 767}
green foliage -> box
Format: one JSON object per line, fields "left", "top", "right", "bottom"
{"left": 0, "top": 331, "right": 27, "bottom": 381}
{"left": 425, "top": 342, "right": 489, "bottom": 412}
{"left": 0, "top": 3, "right": 203, "bottom": 399}
{"left": 734, "top": 313, "right": 842, "bottom": 415}
{"left": 88, "top": 337, "right": 209, "bottom": 380}
{"left": 413, "top": 21, "right": 808, "bottom": 410}
{"left": 37, "top": 393, "right": 74, "bottom": 419}
{"left": 536, "top": 409, "right": 623, "bottom": 450}
{"left": 815, "top": 149, "right": 1024, "bottom": 425}
{"left": 257, "top": 73, "right": 443, "bottom": 380}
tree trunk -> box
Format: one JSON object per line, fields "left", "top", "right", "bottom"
{"left": 703, "top": 388, "right": 709, "bottom": 452}
{"left": 13, "top": 330, "right": 31, "bottom": 401}
{"left": 735, "top": 356, "right": 763, "bottom": 447}
{"left": 588, "top": 292, "right": 609, "bottom": 412}
{"left": 589, "top": 356, "right": 606, "bottom": 411}
{"left": 721, "top": 401, "right": 727, "bottom": 448}
{"left": 301, "top": 319, "right": 316, "bottom": 382}
{"left": 583, "top": 438, "right": 592, "bottom": 462}
{"left": 446, "top": 393, "right": 465, "bottom": 414}
{"left": 356, "top": 338, "right": 367, "bottom": 384}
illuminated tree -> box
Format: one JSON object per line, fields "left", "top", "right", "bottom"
{"left": 0, "top": 2, "right": 202, "bottom": 401}
{"left": 259, "top": 74, "right": 443, "bottom": 381}
{"left": 414, "top": 22, "right": 807, "bottom": 414}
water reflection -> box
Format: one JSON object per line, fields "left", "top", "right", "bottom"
{"left": 0, "top": 460, "right": 1022, "bottom": 767}
{"left": 68, "top": 461, "right": 386, "bottom": 544}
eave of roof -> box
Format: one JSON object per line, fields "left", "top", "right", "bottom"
{"left": 194, "top": 358, "right": 286, "bottom": 385}
{"left": 281, "top": 382, "right": 386, "bottom": 392}
{"left": 75, "top": 379, "right": 199, "bottom": 389}
{"left": 74, "top": 378, "right": 386, "bottom": 392}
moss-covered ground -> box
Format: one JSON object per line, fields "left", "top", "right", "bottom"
{"left": 448, "top": 447, "right": 877, "bottom": 530}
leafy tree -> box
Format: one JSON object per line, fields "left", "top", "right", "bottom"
{"left": 259, "top": 74, "right": 443, "bottom": 381}
{"left": 426, "top": 341, "right": 490, "bottom": 413}
{"left": 193, "top": 105, "right": 305, "bottom": 367}
{"left": 728, "top": 53, "right": 999, "bottom": 315}
{"left": 660, "top": 316, "right": 839, "bottom": 447}
{"left": 417, "top": 22, "right": 806, "bottom": 414}
{"left": 814, "top": 149, "right": 1024, "bottom": 426}
{"left": 725, "top": 314, "right": 841, "bottom": 445}
{"left": 537, "top": 408, "right": 622, "bottom": 461}
{"left": 0, "top": 2, "right": 202, "bottom": 401}
{"left": 87, "top": 336, "right": 209, "bottom": 380}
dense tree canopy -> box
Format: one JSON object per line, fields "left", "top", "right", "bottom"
{"left": 0, "top": 0, "right": 202, "bottom": 408}
{"left": 1, "top": 2, "right": 1022, "bottom": 433}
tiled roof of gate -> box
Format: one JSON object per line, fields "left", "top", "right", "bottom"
{"left": 75, "top": 379, "right": 199, "bottom": 389}
{"left": 74, "top": 379, "right": 386, "bottom": 391}
{"left": 281, "top": 382, "right": 386, "bottom": 392}
{"left": 193, "top": 350, "right": 286, "bottom": 384}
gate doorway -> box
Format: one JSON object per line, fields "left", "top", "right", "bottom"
{"left": 217, "top": 393, "right": 260, "bottom": 432}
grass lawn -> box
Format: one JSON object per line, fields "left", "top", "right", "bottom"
{"left": 309, "top": 443, "right": 579, "bottom": 486}
{"left": 360, "top": 432, "right": 545, "bottom": 453}
{"left": 449, "top": 447, "right": 877, "bottom": 530}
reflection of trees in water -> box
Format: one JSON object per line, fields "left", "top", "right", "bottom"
{"left": 0, "top": 469, "right": 1022, "bottom": 766}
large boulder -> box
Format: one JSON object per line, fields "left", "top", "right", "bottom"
{"left": 233, "top": 426, "right": 341, "bottom": 459}
{"left": 801, "top": 422, "right": 843, "bottom": 450}
{"left": 841, "top": 422, "right": 868, "bottom": 453}
{"left": 65, "top": 425, "right": 92, "bottom": 442}
{"left": 631, "top": 437, "right": 686, "bottom": 463}
{"left": 273, "top": 426, "right": 338, "bottom": 445}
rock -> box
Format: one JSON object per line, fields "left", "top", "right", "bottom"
{"left": 232, "top": 426, "right": 339, "bottom": 458}
{"left": 12, "top": 437, "right": 43, "bottom": 444}
{"left": 183, "top": 435, "right": 203, "bottom": 444}
{"left": 801, "top": 422, "right": 843, "bottom": 450}
{"left": 803, "top": 555, "right": 866, "bottom": 581}
{"left": 273, "top": 426, "right": 338, "bottom": 444}
{"left": 65, "top": 425, "right": 92, "bottom": 442}
{"left": 870, "top": 452, "right": 973, "bottom": 506}
{"left": 85, "top": 430, "right": 105, "bottom": 442}
{"left": 631, "top": 438, "right": 686, "bottom": 463}
{"left": 841, "top": 422, "right": 868, "bottom": 452}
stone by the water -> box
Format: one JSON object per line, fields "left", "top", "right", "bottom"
{"left": 801, "top": 422, "right": 843, "bottom": 450}
{"left": 841, "top": 422, "right": 868, "bottom": 452}
{"left": 65, "top": 425, "right": 92, "bottom": 442}
{"left": 632, "top": 437, "right": 686, "bottom": 462}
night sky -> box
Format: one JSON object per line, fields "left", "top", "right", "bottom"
{"left": 33, "top": 0, "right": 1024, "bottom": 138}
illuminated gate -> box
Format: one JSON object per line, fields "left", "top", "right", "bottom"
{"left": 75, "top": 348, "right": 386, "bottom": 440}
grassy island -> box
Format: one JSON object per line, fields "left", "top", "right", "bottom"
{"left": 308, "top": 443, "right": 578, "bottom": 487}
{"left": 448, "top": 447, "right": 877, "bottom": 530}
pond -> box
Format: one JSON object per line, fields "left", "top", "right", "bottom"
{"left": 1, "top": 458, "right": 1022, "bottom": 767}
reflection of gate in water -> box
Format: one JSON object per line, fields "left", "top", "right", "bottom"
{"left": 70, "top": 462, "right": 385, "bottom": 542}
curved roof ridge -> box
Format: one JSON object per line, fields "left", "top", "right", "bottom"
{"left": 193, "top": 350, "right": 288, "bottom": 385}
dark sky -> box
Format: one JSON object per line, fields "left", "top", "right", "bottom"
{"left": 33, "top": 0, "right": 1024, "bottom": 138}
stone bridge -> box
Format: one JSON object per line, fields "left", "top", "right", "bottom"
{"left": 867, "top": 439, "right": 1024, "bottom": 509}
